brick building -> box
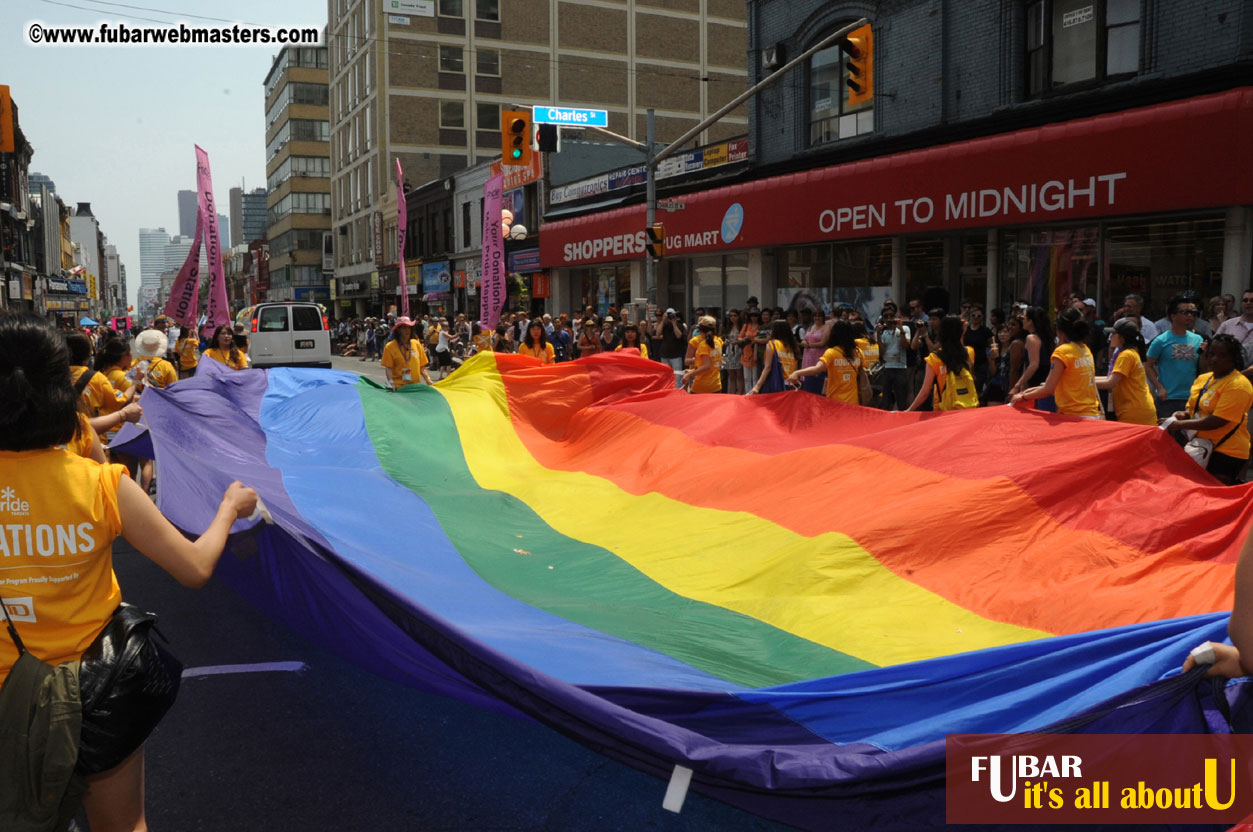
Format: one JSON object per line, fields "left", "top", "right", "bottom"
{"left": 327, "top": 0, "right": 749, "bottom": 315}
{"left": 540, "top": 0, "right": 1253, "bottom": 323}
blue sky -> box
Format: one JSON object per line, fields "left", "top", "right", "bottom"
{"left": 4, "top": 0, "right": 325, "bottom": 310}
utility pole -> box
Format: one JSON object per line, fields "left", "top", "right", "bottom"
{"left": 644, "top": 109, "right": 656, "bottom": 304}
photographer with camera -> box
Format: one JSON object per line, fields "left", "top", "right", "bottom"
{"left": 876, "top": 304, "right": 911, "bottom": 410}
{"left": 654, "top": 308, "right": 688, "bottom": 385}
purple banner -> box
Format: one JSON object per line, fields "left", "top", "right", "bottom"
{"left": 196, "top": 146, "right": 230, "bottom": 330}
{"left": 396, "top": 159, "right": 408, "bottom": 319}
{"left": 480, "top": 173, "right": 505, "bottom": 328}
{"left": 162, "top": 207, "right": 203, "bottom": 328}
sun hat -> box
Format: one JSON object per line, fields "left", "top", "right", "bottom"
{"left": 132, "top": 328, "right": 168, "bottom": 359}
{"left": 393, "top": 316, "right": 418, "bottom": 330}
{"left": 604, "top": 316, "right": 614, "bottom": 323}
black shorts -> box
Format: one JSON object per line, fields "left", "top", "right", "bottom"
{"left": 1209, "top": 451, "right": 1245, "bottom": 483}
{"left": 437, "top": 350, "right": 453, "bottom": 367}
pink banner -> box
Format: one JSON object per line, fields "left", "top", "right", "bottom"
{"left": 162, "top": 207, "right": 202, "bottom": 328}
{"left": 480, "top": 173, "right": 505, "bottom": 328}
{"left": 395, "top": 159, "right": 408, "bottom": 318}
{"left": 196, "top": 146, "right": 230, "bottom": 330}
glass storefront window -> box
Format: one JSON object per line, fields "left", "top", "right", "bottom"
{"left": 1103, "top": 216, "right": 1224, "bottom": 320}
{"left": 574, "top": 265, "right": 630, "bottom": 316}
{"left": 779, "top": 240, "right": 891, "bottom": 321}
{"left": 904, "top": 238, "right": 946, "bottom": 311}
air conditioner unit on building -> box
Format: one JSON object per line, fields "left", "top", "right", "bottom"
{"left": 762, "top": 44, "right": 785, "bottom": 71}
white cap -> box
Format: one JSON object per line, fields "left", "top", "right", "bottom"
{"left": 665, "top": 307, "right": 676, "bottom": 314}
{"left": 1083, "top": 298, "right": 1097, "bottom": 308}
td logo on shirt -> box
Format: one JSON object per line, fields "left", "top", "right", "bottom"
{"left": 2, "top": 596, "right": 36, "bottom": 623}
{"left": 0, "top": 487, "right": 30, "bottom": 516}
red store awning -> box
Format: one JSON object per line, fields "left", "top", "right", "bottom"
{"left": 540, "top": 87, "right": 1253, "bottom": 268}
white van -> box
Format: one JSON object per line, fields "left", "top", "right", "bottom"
{"left": 236, "top": 302, "right": 332, "bottom": 369}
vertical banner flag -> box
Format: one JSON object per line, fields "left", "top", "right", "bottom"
{"left": 162, "top": 207, "right": 203, "bottom": 328}
{"left": 480, "top": 173, "right": 505, "bottom": 328}
{"left": 395, "top": 159, "right": 408, "bottom": 318}
{"left": 196, "top": 145, "right": 230, "bottom": 330}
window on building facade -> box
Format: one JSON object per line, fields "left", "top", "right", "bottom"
{"left": 1027, "top": 0, "right": 1141, "bottom": 96}
{"left": 476, "top": 48, "right": 500, "bottom": 77}
{"left": 808, "top": 28, "right": 874, "bottom": 146}
{"left": 475, "top": 102, "right": 499, "bottom": 132}
{"left": 439, "top": 45, "right": 464, "bottom": 74}
{"left": 440, "top": 100, "right": 465, "bottom": 128}
{"left": 476, "top": 0, "right": 499, "bottom": 22}
{"left": 461, "top": 201, "right": 471, "bottom": 248}
{"left": 438, "top": 0, "right": 463, "bottom": 16}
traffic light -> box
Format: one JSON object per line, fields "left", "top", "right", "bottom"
{"left": 646, "top": 224, "right": 665, "bottom": 258}
{"left": 501, "top": 109, "right": 532, "bottom": 167}
{"left": 536, "top": 123, "right": 560, "bottom": 153}
{"left": 842, "top": 23, "right": 874, "bottom": 108}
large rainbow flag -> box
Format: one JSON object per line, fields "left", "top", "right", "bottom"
{"left": 120, "top": 353, "right": 1253, "bottom": 829}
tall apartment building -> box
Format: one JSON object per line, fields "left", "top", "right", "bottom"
{"left": 264, "top": 41, "right": 332, "bottom": 304}
{"left": 327, "top": 0, "right": 748, "bottom": 306}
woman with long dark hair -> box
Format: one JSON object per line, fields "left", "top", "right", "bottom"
{"left": 721, "top": 310, "right": 743, "bottom": 395}
{"left": 1012, "top": 306, "right": 1102, "bottom": 418}
{"left": 680, "top": 316, "right": 723, "bottom": 393}
{"left": 748, "top": 319, "right": 802, "bottom": 395}
{"left": 0, "top": 314, "right": 257, "bottom": 832}
{"left": 517, "top": 319, "right": 556, "bottom": 364}
{"left": 615, "top": 323, "right": 650, "bottom": 359}
{"left": 1164, "top": 334, "right": 1253, "bottom": 484}
{"left": 1009, "top": 305, "right": 1055, "bottom": 411}
{"left": 202, "top": 325, "right": 247, "bottom": 371}
{"left": 1095, "top": 321, "right": 1156, "bottom": 425}
{"left": 788, "top": 319, "right": 866, "bottom": 404}
{"left": 907, "top": 316, "right": 976, "bottom": 411}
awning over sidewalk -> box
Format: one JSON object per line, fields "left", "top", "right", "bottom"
{"left": 540, "top": 87, "right": 1253, "bottom": 267}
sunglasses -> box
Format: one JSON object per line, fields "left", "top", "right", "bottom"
{"left": 1176, "top": 309, "right": 1199, "bottom": 316}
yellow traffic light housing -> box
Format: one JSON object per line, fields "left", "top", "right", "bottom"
{"left": 843, "top": 24, "right": 874, "bottom": 109}
{"left": 646, "top": 224, "right": 665, "bottom": 258}
{"left": 501, "top": 109, "right": 532, "bottom": 167}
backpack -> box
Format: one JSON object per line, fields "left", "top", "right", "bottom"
{"left": 938, "top": 364, "right": 980, "bottom": 410}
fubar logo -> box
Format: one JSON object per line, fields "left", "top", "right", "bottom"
{"left": 0, "top": 487, "right": 30, "bottom": 516}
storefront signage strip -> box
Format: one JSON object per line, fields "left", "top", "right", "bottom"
{"left": 550, "top": 138, "right": 750, "bottom": 205}
{"left": 540, "top": 88, "right": 1253, "bottom": 266}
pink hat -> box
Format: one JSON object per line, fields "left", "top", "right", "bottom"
{"left": 393, "top": 316, "right": 417, "bottom": 330}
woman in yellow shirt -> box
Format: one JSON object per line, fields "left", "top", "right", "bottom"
{"left": 517, "top": 320, "right": 556, "bottom": 364}
{"left": 615, "top": 323, "right": 650, "bottom": 359}
{"left": 1165, "top": 334, "right": 1253, "bottom": 484}
{"left": 66, "top": 333, "right": 135, "bottom": 423}
{"left": 174, "top": 330, "right": 199, "bottom": 378}
{"left": 905, "top": 316, "right": 977, "bottom": 412}
{"left": 471, "top": 322, "right": 493, "bottom": 354}
{"left": 380, "top": 316, "right": 434, "bottom": 389}
{"left": 748, "top": 320, "right": 801, "bottom": 395}
{"left": 131, "top": 329, "right": 179, "bottom": 390}
{"left": 1012, "top": 306, "right": 1102, "bottom": 418}
{"left": 681, "top": 316, "right": 723, "bottom": 393}
{"left": 0, "top": 314, "right": 257, "bottom": 832}
{"left": 202, "top": 325, "right": 248, "bottom": 371}
{"left": 789, "top": 320, "right": 866, "bottom": 404}
{"left": 1095, "top": 321, "right": 1156, "bottom": 426}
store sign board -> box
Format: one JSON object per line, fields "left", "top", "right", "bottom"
{"left": 540, "top": 90, "right": 1253, "bottom": 266}
{"left": 551, "top": 138, "right": 750, "bottom": 205}
{"left": 489, "top": 151, "right": 543, "bottom": 190}
{"left": 387, "top": 0, "right": 432, "bottom": 17}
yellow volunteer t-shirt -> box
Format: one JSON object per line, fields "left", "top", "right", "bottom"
{"left": 690, "top": 337, "right": 724, "bottom": 394}
{"left": 924, "top": 347, "right": 977, "bottom": 409}
{"left": 1187, "top": 371, "right": 1253, "bottom": 460}
{"left": 821, "top": 346, "right": 862, "bottom": 404}
{"left": 769, "top": 340, "right": 799, "bottom": 377}
{"left": 381, "top": 338, "right": 429, "bottom": 388}
{"left": 70, "top": 366, "right": 126, "bottom": 419}
{"left": 175, "top": 336, "right": 199, "bottom": 370}
{"left": 203, "top": 347, "right": 248, "bottom": 371}
{"left": 106, "top": 367, "right": 132, "bottom": 394}
{"left": 61, "top": 413, "right": 96, "bottom": 459}
{"left": 473, "top": 332, "right": 493, "bottom": 353}
{"left": 517, "top": 342, "right": 556, "bottom": 363}
{"left": 0, "top": 449, "right": 126, "bottom": 686}
{"left": 615, "top": 342, "right": 650, "bottom": 360}
{"left": 1111, "top": 350, "right": 1157, "bottom": 426}
{"left": 1051, "top": 342, "right": 1101, "bottom": 417}
{"left": 146, "top": 357, "right": 179, "bottom": 389}
{"left": 856, "top": 337, "right": 880, "bottom": 366}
